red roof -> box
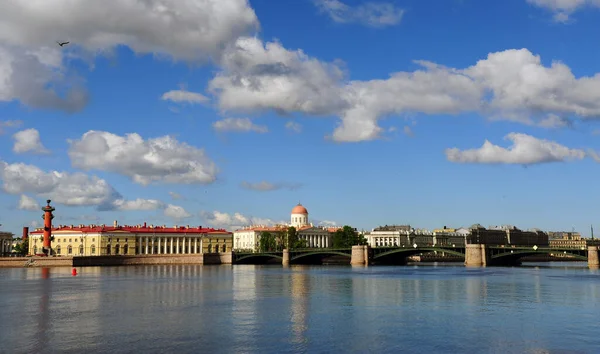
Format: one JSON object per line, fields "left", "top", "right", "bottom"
{"left": 29, "top": 223, "right": 230, "bottom": 235}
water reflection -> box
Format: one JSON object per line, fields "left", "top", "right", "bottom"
{"left": 0, "top": 264, "right": 599, "bottom": 353}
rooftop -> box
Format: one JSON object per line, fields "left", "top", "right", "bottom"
{"left": 30, "top": 221, "right": 230, "bottom": 235}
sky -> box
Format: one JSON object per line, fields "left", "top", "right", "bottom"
{"left": 1, "top": 0, "right": 600, "bottom": 235}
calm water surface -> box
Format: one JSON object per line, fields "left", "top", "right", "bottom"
{"left": 0, "top": 263, "right": 599, "bottom": 354}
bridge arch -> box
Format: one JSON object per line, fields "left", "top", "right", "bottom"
{"left": 290, "top": 251, "right": 352, "bottom": 262}
{"left": 235, "top": 253, "right": 283, "bottom": 264}
{"left": 490, "top": 249, "right": 587, "bottom": 265}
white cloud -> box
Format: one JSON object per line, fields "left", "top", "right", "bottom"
{"left": 12, "top": 128, "right": 50, "bottom": 154}
{"left": 0, "top": 160, "right": 119, "bottom": 206}
{"left": 317, "top": 220, "right": 338, "bottom": 227}
{"left": 164, "top": 204, "right": 192, "bottom": 219}
{"left": 169, "top": 191, "right": 183, "bottom": 200}
{"left": 240, "top": 181, "right": 302, "bottom": 191}
{"left": 209, "top": 41, "right": 600, "bottom": 142}
{"left": 285, "top": 121, "right": 302, "bottom": 133}
{"left": 314, "top": 0, "right": 404, "bottom": 27}
{"left": 537, "top": 114, "right": 572, "bottom": 128}
{"left": 200, "top": 210, "right": 281, "bottom": 230}
{"left": 403, "top": 125, "right": 414, "bottom": 137}
{"left": 68, "top": 130, "right": 218, "bottom": 185}
{"left": 0, "top": 120, "right": 23, "bottom": 134}
{"left": 526, "top": 0, "right": 598, "bottom": 22}
{"left": 0, "top": 0, "right": 259, "bottom": 110}
{"left": 0, "top": 160, "right": 168, "bottom": 211}
{"left": 212, "top": 117, "right": 268, "bottom": 133}
{"left": 112, "top": 198, "right": 164, "bottom": 211}
{"left": 208, "top": 37, "right": 347, "bottom": 117}
{"left": 445, "top": 133, "right": 586, "bottom": 165}
{"left": 18, "top": 195, "right": 39, "bottom": 211}
{"left": 161, "top": 90, "right": 209, "bottom": 104}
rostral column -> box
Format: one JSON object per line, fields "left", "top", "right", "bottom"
{"left": 41, "top": 199, "right": 55, "bottom": 255}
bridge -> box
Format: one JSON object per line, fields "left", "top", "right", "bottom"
{"left": 232, "top": 244, "right": 600, "bottom": 268}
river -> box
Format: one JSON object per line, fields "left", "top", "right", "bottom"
{"left": 0, "top": 263, "right": 598, "bottom": 353}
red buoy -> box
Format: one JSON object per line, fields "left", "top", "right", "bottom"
{"left": 71, "top": 268, "right": 77, "bottom": 276}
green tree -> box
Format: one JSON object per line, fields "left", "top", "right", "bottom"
{"left": 258, "top": 231, "right": 277, "bottom": 252}
{"left": 13, "top": 237, "right": 28, "bottom": 256}
{"left": 332, "top": 226, "right": 364, "bottom": 247}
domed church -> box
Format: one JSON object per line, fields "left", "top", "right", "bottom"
{"left": 233, "top": 203, "right": 340, "bottom": 251}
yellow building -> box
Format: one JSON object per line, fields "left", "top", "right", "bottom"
{"left": 28, "top": 221, "right": 232, "bottom": 256}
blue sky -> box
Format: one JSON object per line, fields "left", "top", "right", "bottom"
{"left": 1, "top": 0, "right": 600, "bottom": 235}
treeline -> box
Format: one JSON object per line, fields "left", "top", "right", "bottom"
{"left": 257, "top": 225, "right": 366, "bottom": 252}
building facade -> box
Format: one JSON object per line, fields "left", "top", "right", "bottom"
{"left": 28, "top": 221, "right": 232, "bottom": 256}
{"left": 468, "top": 224, "right": 549, "bottom": 246}
{"left": 1, "top": 231, "right": 14, "bottom": 257}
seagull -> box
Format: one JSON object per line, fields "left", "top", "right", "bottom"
{"left": 56, "top": 41, "right": 70, "bottom": 47}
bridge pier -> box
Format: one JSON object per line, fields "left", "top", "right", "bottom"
{"left": 282, "top": 249, "right": 290, "bottom": 266}
{"left": 464, "top": 244, "right": 488, "bottom": 267}
{"left": 588, "top": 246, "right": 599, "bottom": 268}
{"left": 351, "top": 245, "right": 370, "bottom": 266}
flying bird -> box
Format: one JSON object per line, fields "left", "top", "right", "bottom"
{"left": 56, "top": 41, "right": 70, "bottom": 47}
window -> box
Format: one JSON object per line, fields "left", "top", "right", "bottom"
{"left": 91, "top": 245, "right": 96, "bottom": 254}
{"left": 208, "top": 244, "right": 212, "bottom": 253}
{"left": 56, "top": 246, "right": 61, "bottom": 255}
{"left": 222, "top": 245, "right": 226, "bottom": 252}
{"left": 123, "top": 244, "right": 128, "bottom": 255}
{"left": 115, "top": 244, "right": 120, "bottom": 254}
{"left": 33, "top": 246, "right": 37, "bottom": 254}
{"left": 68, "top": 245, "right": 72, "bottom": 254}
{"left": 79, "top": 245, "right": 83, "bottom": 255}
{"left": 106, "top": 245, "right": 111, "bottom": 255}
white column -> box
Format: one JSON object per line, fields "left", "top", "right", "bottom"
{"left": 138, "top": 237, "right": 142, "bottom": 254}
{"left": 170, "top": 237, "right": 174, "bottom": 254}
{"left": 194, "top": 238, "right": 198, "bottom": 254}
{"left": 158, "top": 238, "right": 162, "bottom": 254}
{"left": 176, "top": 238, "right": 179, "bottom": 254}
{"left": 183, "top": 237, "right": 187, "bottom": 254}
{"left": 151, "top": 238, "right": 154, "bottom": 254}
{"left": 200, "top": 238, "right": 203, "bottom": 253}
{"left": 145, "top": 237, "right": 149, "bottom": 254}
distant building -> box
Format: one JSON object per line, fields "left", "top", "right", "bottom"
{"left": 1, "top": 231, "right": 14, "bottom": 256}
{"left": 28, "top": 221, "right": 231, "bottom": 256}
{"left": 233, "top": 203, "right": 339, "bottom": 252}
{"left": 542, "top": 230, "right": 588, "bottom": 249}
{"left": 468, "top": 224, "right": 549, "bottom": 246}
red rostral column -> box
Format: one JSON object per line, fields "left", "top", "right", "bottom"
{"left": 41, "top": 199, "right": 55, "bottom": 255}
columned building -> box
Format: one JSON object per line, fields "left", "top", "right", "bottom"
{"left": 0, "top": 231, "right": 14, "bottom": 256}
{"left": 28, "top": 221, "right": 232, "bottom": 256}
{"left": 233, "top": 203, "right": 338, "bottom": 251}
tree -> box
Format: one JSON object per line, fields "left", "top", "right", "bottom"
{"left": 332, "top": 226, "right": 364, "bottom": 247}
{"left": 258, "top": 232, "right": 277, "bottom": 252}
{"left": 13, "top": 237, "right": 28, "bottom": 256}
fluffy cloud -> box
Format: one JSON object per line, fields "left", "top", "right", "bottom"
{"left": 161, "top": 90, "right": 209, "bottom": 105}
{"left": 526, "top": 0, "right": 598, "bottom": 22}
{"left": 209, "top": 41, "right": 600, "bottom": 142}
{"left": 201, "top": 210, "right": 281, "bottom": 230}
{"left": 169, "top": 191, "right": 183, "bottom": 200}
{"left": 0, "top": 0, "right": 258, "bottom": 110}
{"left": 1, "top": 160, "right": 119, "bottom": 206}
{"left": 12, "top": 128, "right": 50, "bottom": 154}
{"left": 212, "top": 117, "right": 268, "bottom": 133}
{"left": 164, "top": 204, "right": 192, "bottom": 219}
{"left": 0, "top": 160, "right": 168, "bottom": 211}
{"left": 285, "top": 121, "right": 302, "bottom": 133}
{"left": 314, "top": 0, "right": 404, "bottom": 27}
{"left": 0, "top": 120, "right": 23, "bottom": 134}
{"left": 68, "top": 130, "right": 218, "bottom": 185}
{"left": 240, "top": 181, "right": 302, "bottom": 191}
{"left": 18, "top": 195, "right": 40, "bottom": 211}
{"left": 209, "top": 37, "right": 348, "bottom": 116}
{"left": 445, "top": 133, "right": 586, "bottom": 165}
{"left": 112, "top": 199, "right": 164, "bottom": 211}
